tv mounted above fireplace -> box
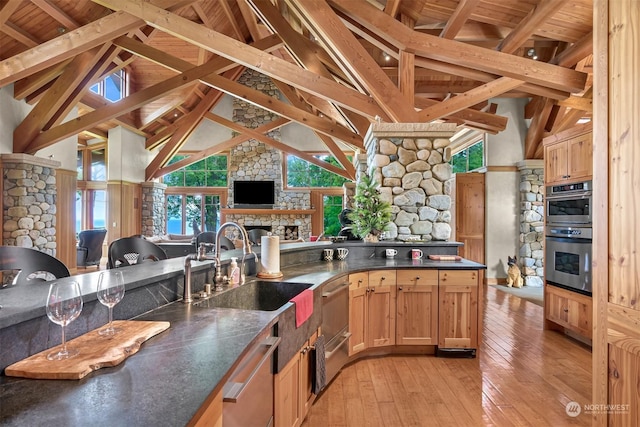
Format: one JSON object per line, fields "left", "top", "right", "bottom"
{"left": 233, "top": 180, "right": 275, "bottom": 208}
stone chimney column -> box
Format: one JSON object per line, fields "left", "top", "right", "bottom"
{"left": 363, "top": 123, "right": 457, "bottom": 241}
{"left": 516, "top": 160, "right": 544, "bottom": 287}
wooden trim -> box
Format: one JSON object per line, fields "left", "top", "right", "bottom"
{"left": 55, "top": 169, "right": 78, "bottom": 271}
{"left": 221, "top": 209, "right": 315, "bottom": 215}
{"left": 591, "top": 0, "right": 609, "bottom": 423}
{"left": 542, "top": 122, "right": 593, "bottom": 147}
{"left": 484, "top": 166, "right": 518, "bottom": 172}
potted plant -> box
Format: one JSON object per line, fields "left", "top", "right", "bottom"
{"left": 347, "top": 171, "right": 392, "bottom": 242}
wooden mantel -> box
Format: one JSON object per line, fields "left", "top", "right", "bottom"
{"left": 221, "top": 208, "right": 316, "bottom": 215}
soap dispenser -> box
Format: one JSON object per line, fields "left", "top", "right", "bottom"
{"left": 229, "top": 257, "right": 240, "bottom": 286}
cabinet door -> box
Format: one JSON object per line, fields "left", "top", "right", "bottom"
{"left": 300, "top": 331, "right": 319, "bottom": 418}
{"left": 367, "top": 270, "right": 396, "bottom": 348}
{"left": 396, "top": 270, "right": 438, "bottom": 345}
{"left": 567, "top": 134, "right": 593, "bottom": 181}
{"left": 438, "top": 270, "right": 479, "bottom": 349}
{"left": 545, "top": 285, "right": 592, "bottom": 338}
{"left": 544, "top": 141, "right": 569, "bottom": 184}
{"left": 274, "top": 354, "right": 301, "bottom": 427}
{"left": 348, "top": 272, "right": 368, "bottom": 355}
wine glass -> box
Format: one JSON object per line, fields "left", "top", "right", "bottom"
{"left": 97, "top": 271, "right": 125, "bottom": 336}
{"left": 46, "top": 281, "right": 83, "bottom": 361}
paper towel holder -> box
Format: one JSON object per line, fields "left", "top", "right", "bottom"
{"left": 257, "top": 232, "right": 284, "bottom": 279}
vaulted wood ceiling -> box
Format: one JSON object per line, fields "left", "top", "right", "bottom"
{"left": 0, "top": 0, "right": 593, "bottom": 181}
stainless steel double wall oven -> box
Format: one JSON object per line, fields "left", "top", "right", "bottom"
{"left": 545, "top": 180, "right": 592, "bottom": 295}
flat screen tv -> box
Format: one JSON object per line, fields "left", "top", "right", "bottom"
{"left": 233, "top": 180, "right": 275, "bottom": 207}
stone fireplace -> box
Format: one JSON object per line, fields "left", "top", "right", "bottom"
{"left": 223, "top": 69, "right": 311, "bottom": 240}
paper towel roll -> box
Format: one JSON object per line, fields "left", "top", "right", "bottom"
{"left": 260, "top": 234, "right": 281, "bottom": 274}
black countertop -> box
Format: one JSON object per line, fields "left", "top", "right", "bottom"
{"left": 0, "top": 253, "right": 484, "bottom": 426}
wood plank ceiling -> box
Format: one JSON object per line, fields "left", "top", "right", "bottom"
{"left": 0, "top": 0, "right": 593, "bottom": 181}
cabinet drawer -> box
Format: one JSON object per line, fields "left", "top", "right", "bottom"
{"left": 397, "top": 269, "right": 438, "bottom": 286}
{"left": 439, "top": 270, "right": 478, "bottom": 287}
{"left": 369, "top": 270, "right": 396, "bottom": 287}
{"left": 545, "top": 285, "right": 592, "bottom": 338}
{"left": 349, "top": 272, "right": 368, "bottom": 290}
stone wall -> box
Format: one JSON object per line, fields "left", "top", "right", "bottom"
{"left": 517, "top": 160, "right": 544, "bottom": 286}
{"left": 2, "top": 154, "right": 60, "bottom": 255}
{"left": 364, "top": 123, "right": 457, "bottom": 241}
{"left": 141, "top": 182, "right": 167, "bottom": 237}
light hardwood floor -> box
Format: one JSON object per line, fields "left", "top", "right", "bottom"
{"left": 302, "top": 285, "right": 592, "bottom": 427}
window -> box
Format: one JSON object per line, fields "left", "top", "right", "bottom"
{"left": 166, "top": 193, "right": 222, "bottom": 235}
{"left": 286, "top": 154, "right": 349, "bottom": 188}
{"left": 90, "top": 69, "right": 127, "bottom": 102}
{"left": 76, "top": 146, "right": 108, "bottom": 234}
{"left": 323, "top": 194, "right": 344, "bottom": 236}
{"left": 162, "top": 154, "right": 228, "bottom": 234}
{"left": 163, "top": 155, "right": 228, "bottom": 187}
{"left": 450, "top": 140, "right": 484, "bottom": 173}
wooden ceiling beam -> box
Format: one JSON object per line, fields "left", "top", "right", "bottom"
{"left": 439, "top": 0, "right": 481, "bottom": 39}
{"left": 414, "top": 98, "right": 507, "bottom": 134}
{"left": 398, "top": 50, "right": 415, "bottom": 105}
{"left": 12, "top": 59, "right": 72, "bottom": 100}
{"left": 0, "top": 10, "right": 143, "bottom": 86}
{"left": 416, "top": 77, "right": 524, "bottom": 123}
{"left": 30, "top": 0, "right": 80, "bottom": 31}
{"left": 154, "top": 116, "right": 291, "bottom": 178}
{"left": 275, "top": 79, "right": 355, "bottom": 178}
{"left": 24, "top": 52, "right": 243, "bottom": 153}
{"left": 286, "top": 0, "right": 416, "bottom": 123}
{"left": 246, "top": 0, "right": 357, "bottom": 131}
{"left": 145, "top": 82, "right": 230, "bottom": 181}
{"left": 524, "top": 97, "right": 555, "bottom": 159}
{"left": 413, "top": 56, "right": 570, "bottom": 100}
{"left": 114, "top": 34, "right": 363, "bottom": 148}
{"left": 497, "top": 0, "right": 561, "bottom": 54}
{"left": 329, "top": 0, "right": 587, "bottom": 93}
{"left": 2, "top": 22, "right": 39, "bottom": 48}
{"left": 13, "top": 45, "right": 111, "bottom": 152}
{"left": 93, "top": 0, "right": 387, "bottom": 120}
{"left": 550, "top": 31, "right": 593, "bottom": 67}
{"left": 207, "top": 112, "right": 352, "bottom": 179}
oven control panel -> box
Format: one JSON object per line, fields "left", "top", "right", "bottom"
{"left": 546, "top": 226, "right": 592, "bottom": 239}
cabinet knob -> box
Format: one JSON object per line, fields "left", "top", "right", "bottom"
{"left": 563, "top": 308, "right": 569, "bottom": 313}
{"left": 415, "top": 276, "right": 420, "bottom": 281}
{"left": 398, "top": 286, "right": 403, "bottom": 291}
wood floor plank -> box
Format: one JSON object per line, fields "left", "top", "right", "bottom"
{"left": 302, "top": 285, "right": 592, "bottom": 427}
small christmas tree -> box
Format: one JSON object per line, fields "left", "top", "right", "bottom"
{"left": 347, "top": 171, "right": 392, "bottom": 241}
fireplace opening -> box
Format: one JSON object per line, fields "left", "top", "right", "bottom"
{"left": 284, "top": 226, "right": 299, "bottom": 240}
{"left": 244, "top": 225, "right": 272, "bottom": 232}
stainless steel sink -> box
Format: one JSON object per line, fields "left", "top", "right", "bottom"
{"left": 194, "top": 281, "right": 312, "bottom": 311}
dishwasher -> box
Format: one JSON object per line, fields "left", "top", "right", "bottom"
{"left": 222, "top": 330, "right": 280, "bottom": 427}
{"left": 322, "top": 276, "right": 351, "bottom": 385}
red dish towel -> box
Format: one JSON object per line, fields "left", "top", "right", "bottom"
{"left": 291, "top": 289, "right": 314, "bottom": 328}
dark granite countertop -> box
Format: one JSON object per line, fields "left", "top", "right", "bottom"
{"left": 0, "top": 247, "right": 485, "bottom": 426}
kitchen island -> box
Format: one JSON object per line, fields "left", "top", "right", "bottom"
{"left": 0, "top": 241, "right": 484, "bottom": 426}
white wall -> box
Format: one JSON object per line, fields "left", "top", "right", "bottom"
{"left": 0, "top": 84, "right": 77, "bottom": 170}
{"left": 484, "top": 98, "right": 528, "bottom": 280}
{"left": 108, "top": 127, "right": 155, "bottom": 182}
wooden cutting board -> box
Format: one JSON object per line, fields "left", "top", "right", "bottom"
{"left": 428, "top": 255, "right": 462, "bottom": 261}
{"left": 5, "top": 320, "right": 170, "bottom": 380}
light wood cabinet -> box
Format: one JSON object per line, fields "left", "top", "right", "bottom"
{"left": 438, "top": 270, "right": 479, "bottom": 349}
{"left": 190, "top": 388, "right": 223, "bottom": 427}
{"left": 545, "top": 285, "right": 592, "bottom": 339}
{"left": 366, "top": 270, "right": 396, "bottom": 348}
{"left": 274, "top": 329, "right": 319, "bottom": 427}
{"left": 348, "top": 270, "right": 396, "bottom": 354}
{"left": 348, "top": 272, "right": 368, "bottom": 355}
{"left": 543, "top": 124, "right": 592, "bottom": 185}
{"left": 396, "top": 270, "right": 438, "bottom": 345}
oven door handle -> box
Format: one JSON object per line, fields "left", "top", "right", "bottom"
{"left": 322, "top": 282, "right": 349, "bottom": 299}
{"left": 223, "top": 336, "right": 281, "bottom": 403}
{"left": 325, "top": 332, "right": 351, "bottom": 359}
